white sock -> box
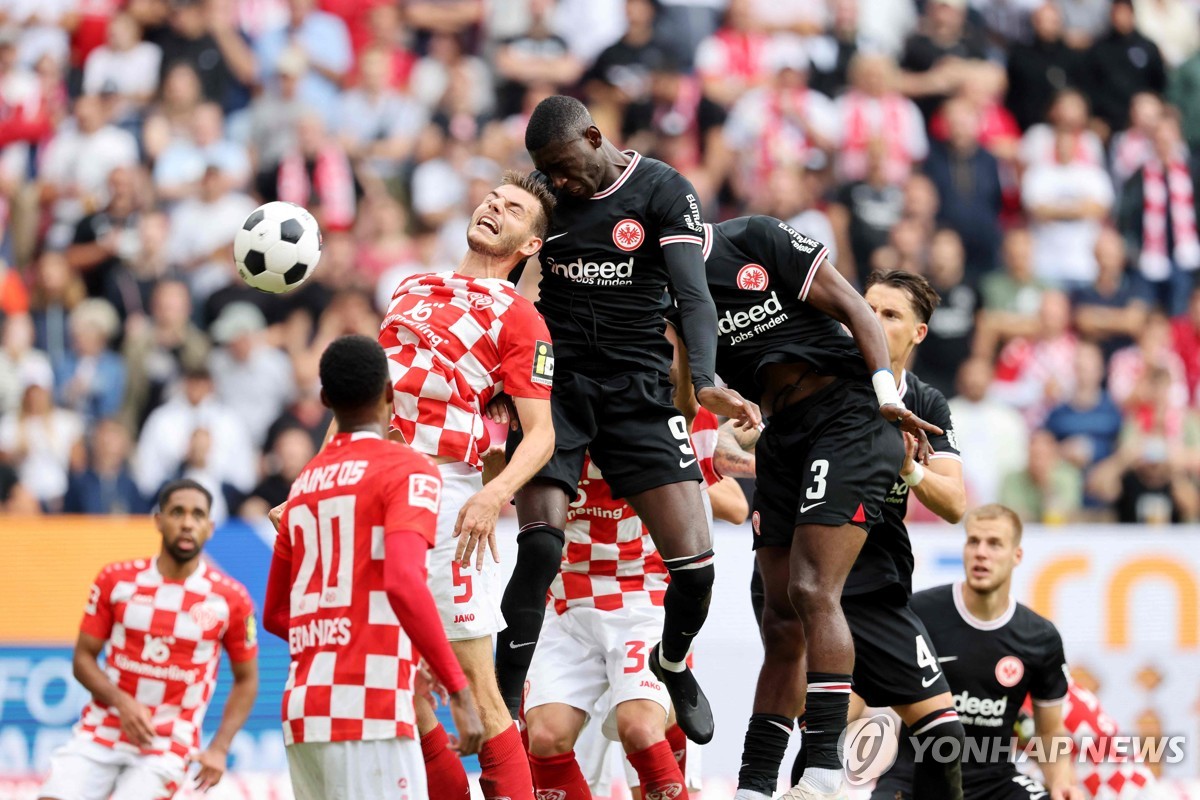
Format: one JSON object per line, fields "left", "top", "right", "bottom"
{"left": 732, "top": 790, "right": 772, "bottom": 800}
{"left": 657, "top": 648, "right": 687, "bottom": 673}
{"left": 799, "top": 767, "right": 844, "bottom": 793}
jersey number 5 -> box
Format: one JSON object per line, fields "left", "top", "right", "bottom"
{"left": 289, "top": 495, "right": 356, "bottom": 617}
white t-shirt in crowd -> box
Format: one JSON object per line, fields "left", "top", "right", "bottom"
{"left": 1021, "top": 161, "right": 1114, "bottom": 287}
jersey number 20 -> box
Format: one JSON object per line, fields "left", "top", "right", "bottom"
{"left": 289, "top": 495, "right": 356, "bottom": 616}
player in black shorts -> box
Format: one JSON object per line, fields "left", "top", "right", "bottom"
{"left": 699, "top": 217, "right": 940, "bottom": 800}
{"left": 492, "top": 96, "right": 759, "bottom": 744}
{"left": 873, "top": 505, "right": 1083, "bottom": 800}
{"left": 757, "top": 270, "right": 969, "bottom": 799}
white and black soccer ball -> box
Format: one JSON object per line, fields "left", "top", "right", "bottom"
{"left": 233, "top": 202, "right": 322, "bottom": 293}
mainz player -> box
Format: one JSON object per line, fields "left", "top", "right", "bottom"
{"left": 264, "top": 335, "right": 484, "bottom": 800}
{"left": 39, "top": 479, "right": 259, "bottom": 800}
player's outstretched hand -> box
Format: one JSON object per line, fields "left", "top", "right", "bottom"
{"left": 880, "top": 405, "right": 941, "bottom": 464}
{"left": 448, "top": 687, "right": 484, "bottom": 756}
{"left": 268, "top": 502, "right": 285, "bottom": 532}
{"left": 192, "top": 747, "right": 227, "bottom": 792}
{"left": 114, "top": 693, "right": 155, "bottom": 747}
{"left": 485, "top": 392, "right": 520, "bottom": 431}
{"left": 454, "top": 487, "right": 504, "bottom": 571}
{"left": 697, "top": 386, "right": 762, "bottom": 430}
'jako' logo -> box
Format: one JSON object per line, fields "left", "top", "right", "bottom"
{"left": 842, "top": 714, "right": 899, "bottom": 786}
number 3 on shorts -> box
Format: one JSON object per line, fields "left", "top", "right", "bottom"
{"left": 806, "top": 459, "right": 830, "bottom": 500}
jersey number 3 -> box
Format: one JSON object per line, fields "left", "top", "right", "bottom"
{"left": 289, "top": 495, "right": 356, "bottom": 616}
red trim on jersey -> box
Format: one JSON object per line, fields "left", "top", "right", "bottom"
{"left": 798, "top": 246, "right": 829, "bottom": 301}
{"left": 851, "top": 503, "right": 866, "bottom": 523}
{"left": 592, "top": 151, "right": 642, "bottom": 199}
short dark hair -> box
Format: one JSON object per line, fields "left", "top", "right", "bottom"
{"left": 865, "top": 269, "right": 942, "bottom": 324}
{"left": 502, "top": 170, "right": 556, "bottom": 240}
{"left": 525, "top": 95, "right": 593, "bottom": 153}
{"left": 157, "top": 478, "right": 212, "bottom": 512}
{"left": 319, "top": 334, "right": 390, "bottom": 413}
{"left": 965, "top": 503, "right": 1023, "bottom": 545}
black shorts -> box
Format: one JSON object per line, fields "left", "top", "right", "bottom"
{"left": 843, "top": 589, "right": 951, "bottom": 708}
{"left": 509, "top": 366, "right": 702, "bottom": 500}
{"left": 872, "top": 766, "right": 1045, "bottom": 800}
{"left": 751, "top": 378, "right": 903, "bottom": 549}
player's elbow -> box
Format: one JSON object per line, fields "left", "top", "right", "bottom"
{"left": 941, "top": 486, "right": 968, "bottom": 524}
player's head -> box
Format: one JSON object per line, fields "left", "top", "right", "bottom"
{"left": 155, "top": 479, "right": 214, "bottom": 564}
{"left": 318, "top": 334, "right": 394, "bottom": 430}
{"left": 525, "top": 95, "right": 607, "bottom": 199}
{"left": 962, "top": 504, "right": 1023, "bottom": 595}
{"left": 864, "top": 269, "right": 941, "bottom": 365}
{"left": 467, "top": 171, "right": 556, "bottom": 263}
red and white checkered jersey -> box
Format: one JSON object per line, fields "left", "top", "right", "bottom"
{"left": 551, "top": 415, "right": 722, "bottom": 614}
{"left": 76, "top": 558, "right": 257, "bottom": 765}
{"left": 1062, "top": 683, "right": 1156, "bottom": 799}
{"left": 379, "top": 271, "right": 553, "bottom": 468}
{"left": 276, "top": 432, "right": 441, "bottom": 745}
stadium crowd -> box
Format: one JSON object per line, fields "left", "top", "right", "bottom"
{"left": 0, "top": 0, "right": 1198, "bottom": 525}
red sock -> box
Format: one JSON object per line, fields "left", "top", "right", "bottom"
{"left": 420, "top": 724, "right": 470, "bottom": 799}
{"left": 478, "top": 724, "right": 535, "bottom": 800}
{"left": 628, "top": 740, "right": 688, "bottom": 800}
{"left": 527, "top": 750, "right": 593, "bottom": 800}
{"left": 666, "top": 723, "right": 688, "bottom": 776}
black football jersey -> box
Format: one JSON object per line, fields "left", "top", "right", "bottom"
{"left": 704, "top": 216, "right": 866, "bottom": 402}
{"left": 889, "top": 583, "right": 1070, "bottom": 789}
{"left": 535, "top": 151, "right": 707, "bottom": 376}
{"left": 845, "top": 371, "right": 960, "bottom": 597}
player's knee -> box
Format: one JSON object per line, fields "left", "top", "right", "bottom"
{"left": 664, "top": 550, "right": 715, "bottom": 599}
{"left": 526, "top": 721, "right": 576, "bottom": 757}
{"left": 786, "top": 575, "right": 838, "bottom": 618}
{"left": 616, "top": 702, "right": 667, "bottom": 753}
{"left": 760, "top": 607, "right": 806, "bottom": 659}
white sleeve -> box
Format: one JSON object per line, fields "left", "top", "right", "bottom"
{"left": 905, "top": 100, "right": 928, "bottom": 161}
{"left": 806, "top": 91, "right": 841, "bottom": 145}
{"left": 694, "top": 36, "right": 724, "bottom": 76}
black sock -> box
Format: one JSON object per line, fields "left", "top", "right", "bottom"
{"left": 803, "top": 673, "right": 852, "bottom": 770}
{"left": 494, "top": 524, "right": 564, "bottom": 717}
{"left": 909, "top": 707, "right": 965, "bottom": 800}
{"left": 661, "top": 551, "right": 714, "bottom": 665}
{"left": 737, "top": 713, "right": 794, "bottom": 794}
{"left": 789, "top": 715, "right": 808, "bottom": 786}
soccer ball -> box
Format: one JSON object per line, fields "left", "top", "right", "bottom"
{"left": 233, "top": 202, "right": 322, "bottom": 293}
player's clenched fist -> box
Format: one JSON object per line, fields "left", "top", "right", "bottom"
{"left": 447, "top": 687, "right": 484, "bottom": 755}
{"left": 697, "top": 385, "right": 762, "bottom": 430}
{"left": 453, "top": 486, "right": 504, "bottom": 570}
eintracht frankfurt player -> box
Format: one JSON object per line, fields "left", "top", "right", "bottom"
{"left": 698, "top": 216, "right": 941, "bottom": 800}
{"left": 40, "top": 479, "right": 259, "bottom": 800}
{"left": 524, "top": 408, "right": 745, "bottom": 800}
{"left": 264, "top": 335, "right": 483, "bottom": 800}
{"left": 873, "top": 505, "right": 1083, "bottom": 800}
{"left": 499, "top": 96, "right": 760, "bottom": 747}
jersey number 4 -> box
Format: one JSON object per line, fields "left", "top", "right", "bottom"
{"left": 289, "top": 495, "right": 356, "bottom": 616}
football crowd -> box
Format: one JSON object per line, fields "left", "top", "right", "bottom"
{"left": 0, "top": 0, "right": 1199, "bottom": 523}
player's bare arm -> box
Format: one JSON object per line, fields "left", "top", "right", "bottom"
{"left": 714, "top": 419, "right": 757, "bottom": 478}
{"left": 455, "top": 395, "right": 554, "bottom": 570}
{"left": 708, "top": 476, "right": 750, "bottom": 524}
{"left": 1033, "top": 701, "right": 1084, "bottom": 800}
{"left": 900, "top": 430, "right": 967, "bottom": 523}
{"left": 194, "top": 656, "right": 258, "bottom": 791}
{"left": 72, "top": 631, "right": 155, "bottom": 747}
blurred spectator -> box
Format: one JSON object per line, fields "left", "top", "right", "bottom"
{"left": 29, "top": 252, "right": 86, "bottom": 373}
{"left": 152, "top": 0, "right": 255, "bottom": 113}
{"left": 1118, "top": 110, "right": 1199, "bottom": 315}
{"left": 829, "top": 140, "right": 905, "bottom": 285}
{"left": 897, "top": 0, "right": 987, "bottom": 122}
{"left": 142, "top": 63, "right": 204, "bottom": 162}
{"left": 237, "top": 425, "right": 313, "bottom": 518}
{"left": 931, "top": 61, "right": 1020, "bottom": 161}
{"left": 0, "top": 29, "right": 55, "bottom": 157}
{"left": 1022, "top": 130, "right": 1114, "bottom": 290}
{"left": 976, "top": 228, "right": 1046, "bottom": 355}
{"left": 1072, "top": 228, "right": 1148, "bottom": 359}
{"left": 64, "top": 164, "right": 147, "bottom": 297}
{"left": 1107, "top": 310, "right": 1189, "bottom": 410}
{"left": 1171, "top": 284, "right": 1200, "bottom": 403}
{"left": 1112, "top": 437, "right": 1200, "bottom": 522}
{"left": 38, "top": 94, "right": 139, "bottom": 249}
{"left": 493, "top": 0, "right": 583, "bottom": 119}
{"left": 924, "top": 97, "right": 1002, "bottom": 274}
{"left": 1084, "top": 0, "right": 1167, "bottom": 134}
{"left": 347, "top": 4, "right": 417, "bottom": 90}
{"left": 694, "top": 0, "right": 774, "bottom": 108}
{"left": 255, "top": 0, "right": 351, "bottom": 126}
{"left": 354, "top": 196, "right": 416, "bottom": 286}
{"left": 102, "top": 210, "right": 173, "bottom": 325}
{"left": 0, "top": 460, "right": 39, "bottom": 514}
{"left": 1110, "top": 92, "right": 1165, "bottom": 194}
{"left": 913, "top": 228, "right": 978, "bottom": 394}
{"left": 1019, "top": 88, "right": 1104, "bottom": 169}
{"left": 1000, "top": 428, "right": 1084, "bottom": 523}
{"left": 753, "top": 160, "right": 837, "bottom": 270}
{"left": 546, "top": 0, "right": 627, "bottom": 67}
{"left": 1005, "top": 2, "right": 1086, "bottom": 132}
{"left": 991, "top": 289, "right": 1079, "bottom": 425}
{"left": 81, "top": 13, "right": 161, "bottom": 117}
{"left": 209, "top": 302, "right": 295, "bottom": 446}
{"left": 651, "top": 0, "right": 724, "bottom": 72}
{"left": 53, "top": 298, "right": 125, "bottom": 426}
{"left": 410, "top": 32, "right": 494, "bottom": 118}
{"left": 240, "top": 49, "right": 306, "bottom": 169}
{"left": 723, "top": 43, "right": 835, "bottom": 204}
{"left": 1167, "top": 49, "right": 1200, "bottom": 150}
{"left": 856, "top": 0, "right": 918, "bottom": 60}
{"left": 0, "top": 261, "right": 29, "bottom": 319}
{"left": 153, "top": 102, "right": 251, "bottom": 201}
{"left": 257, "top": 113, "right": 356, "bottom": 232}
{"left": 63, "top": 417, "right": 146, "bottom": 514}
{"left": 1044, "top": 342, "right": 1123, "bottom": 501}
{"left": 133, "top": 361, "right": 256, "bottom": 511}
{"left": 168, "top": 163, "right": 257, "bottom": 301}
{"left": 949, "top": 357, "right": 1030, "bottom": 504}
{"left": 584, "top": 0, "right": 661, "bottom": 120}
{"left": 121, "top": 279, "right": 210, "bottom": 433}
{"left": 0, "top": 359, "right": 83, "bottom": 510}
{"left": 337, "top": 47, "right": 427, "bottom": 187}
{"left": 1057, "top": 0, "right": 1111, "bottom": 49}
{"left": 0, "top": 314, "right": 51, "bottom": 415}
{"left": 1133, "top": 0, "right": 1200, "bottom": 70}
{"left": 805, "top": 0, "right": 858, "bottom": 98}
{"left": 835, "top": 53, "right": 928, "bottom": 186}
{"left": 869, "top": 215, "right": 928, "bottom": 276}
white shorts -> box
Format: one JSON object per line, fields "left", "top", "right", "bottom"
{"left": 286, "top": 737, "right": 426, "bottom": 800}
{"left": 525, "top": 604, "right": 670, "bottom": 739}
{"left": 428, "top": 462, "right": 505, "bottom": 641}
{"left": 39, "top": 737, "right": 186, "bottom": 800}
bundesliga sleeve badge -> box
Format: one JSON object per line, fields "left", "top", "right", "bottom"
{"left": 533, "top": 341, "right": 555, "bottom": 386}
